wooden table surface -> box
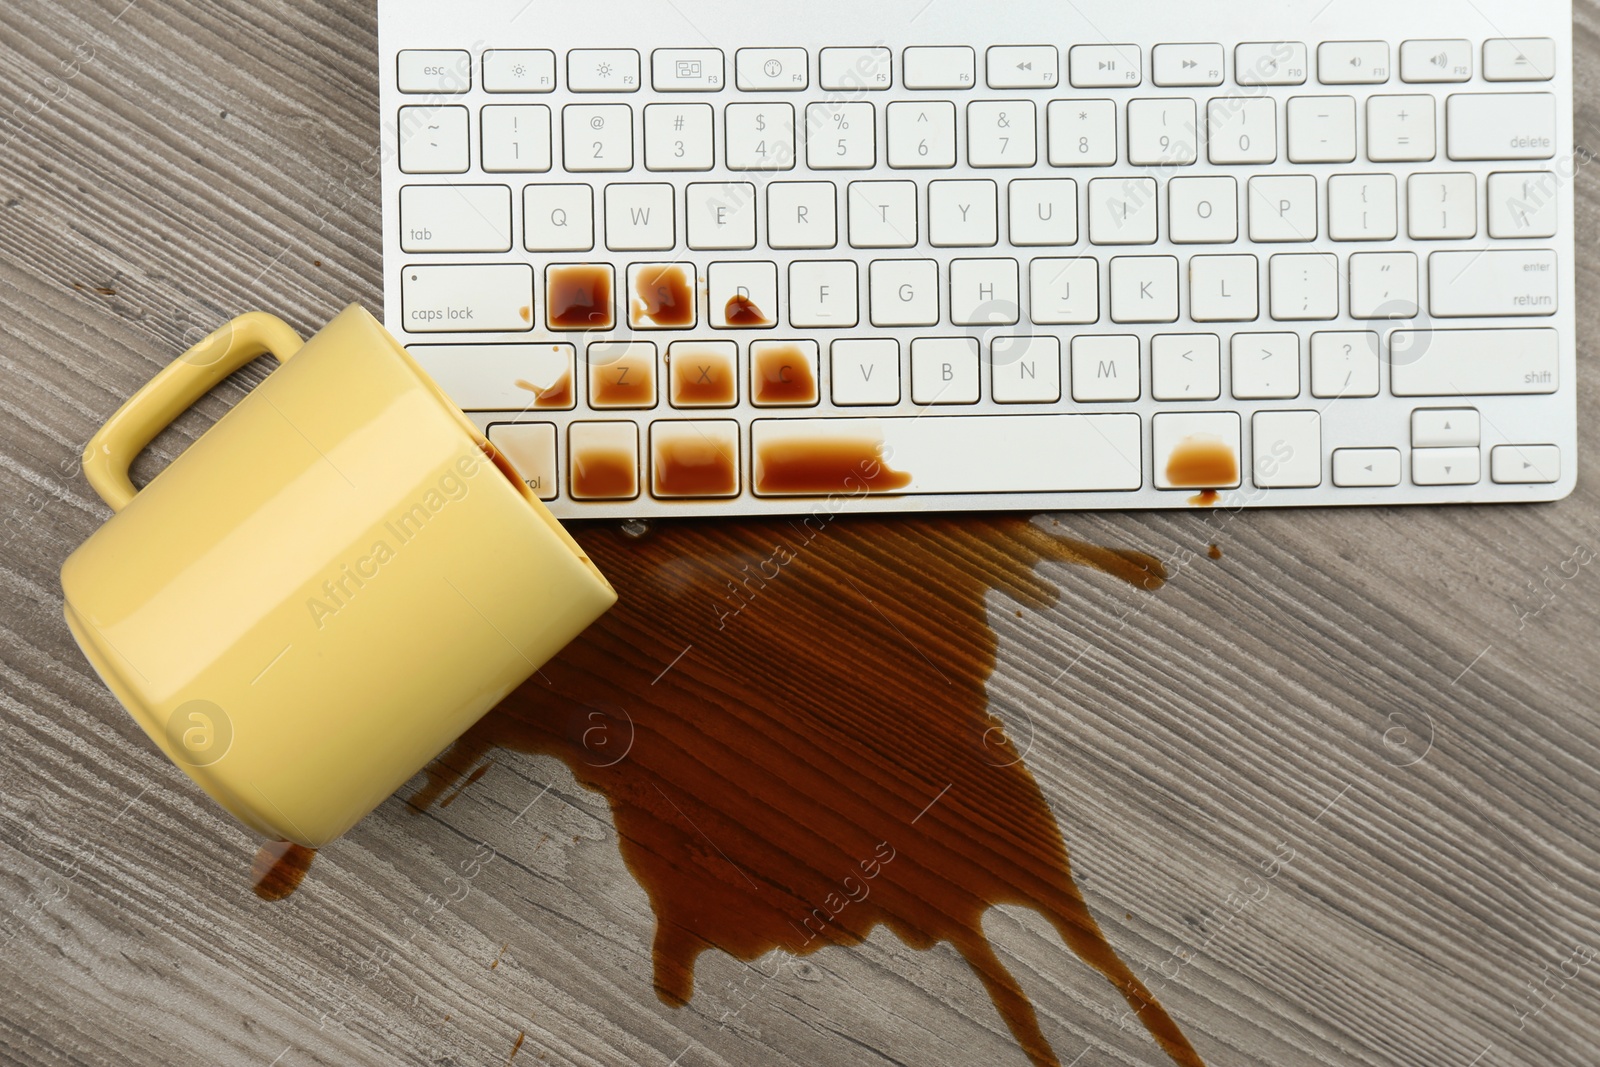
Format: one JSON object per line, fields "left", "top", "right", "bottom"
{"left": 3, "top": 3, "right": 1598, "bottom": 1065}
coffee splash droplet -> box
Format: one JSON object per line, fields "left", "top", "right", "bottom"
{"left": 251, "top": 841, "right": 315, "bottom": 901}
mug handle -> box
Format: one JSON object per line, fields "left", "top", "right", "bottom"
{"left": 82, "top": 312, "right": 305, "bottom": 512}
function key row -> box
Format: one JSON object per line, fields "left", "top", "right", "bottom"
{"left": 397, "top": 38, "right": 1556, "bottom": 96}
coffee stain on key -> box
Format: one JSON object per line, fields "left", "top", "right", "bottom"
{"left": 412, "top": 514, "right": 1203, "bottom": 1067}
{"left": 1164, "top": 436, "right": 1239, "bottom": 508}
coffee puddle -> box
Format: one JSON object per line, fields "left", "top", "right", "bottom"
{"left": 252, "top": 840, "right": 316, "bottom": 901}
{"left": 400, "top": 514, "right": 1202, "bottom": 1066}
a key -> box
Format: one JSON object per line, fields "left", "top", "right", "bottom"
{"left": 767, "top": 182, "right": 837, "bottom": 248}
{"left": 568, "top": 421, "right": 639, "bottom": 500}
{"left": 649, "top": 420, "right": 740, "bottom": 499}
{"left": 409, "top": 343, "right": 574, "bottom": 411}
{"left": 1333, "top": 448, "right": 1402, "bottom": 488}
{"left": 987, "top": 45, "right": 1058, "bottom": 89}
{"left": 749, "top": 414, "right": 1142, "bottom": 495}
{"left": 545, "top": 264, "right": 613, "bottom": 330}
{"left": 481, "top": 105, "right": 553, "bottom": 173}
{"left": 1389, "top": 328, "right": 1557, "bottom": 396}
{"left": 1253, "top": 410, "right": 1322, "bottom": 488}
{"left": 1153, "top": 411, "right": 1240, "bottom": 490}
{"left": 1047, "top": 100, "right": 1118, "bottom": 166}
{"left": 1491, "top": 445, "right": 1561, "bottom": 484}
{"left": 788, "top": 260, "right": 859, "bottom": 327}
{"left": 991, "top": 335, "right": 1061, "bottom": 403}
{"left": 1309, "top": 331, "right": 1380, "bottom": 397}
{"left": 848, "top": 180, "right": 918, "bottom": 248}
{"left": 967, "top": 101, "right": 1036, "bottom": 167}
{"left": 643, "top": 103, "right": 714, "bottom": 171}
{"left": 726, "top": 103, "right": 797, "bottom": 170}
{"left": 903, "top": 46, "right": 976, "bottom": 90}
{"left": 736, "top": 48, "right": 808, "bottom": 91}
{"left": 1188, "top": 254, "right": 1258, "bottom": 322}
{"left": 928, "top": 179, "right": 998, "bottom": 247}
{"left": 820, "top": 47, "right": 892, "bottom": 90}
{"left": 1268, "top": 253, "right": 1338, "bottom": 321}
{"left": 1412, "top": 447, "right": 1480, "bottom": 486}
{"left": 562, "top": 103, "right": 633, "bottom": 171}
{"left": 398, "top": 50, "right": 472, "bottom": 93}
{"left": 604, "top": 183, "right": 675, "bottom": 251}
{"left": 708, "top": 260, "right": 778, "bottom": 327}
{"left": 949, "top": 258, "right": 1019, "bottom": 325}
{"left": 1109, "top": 255, "right": 1179, "bottom": 323}
{"left": 911, "top": 338, "right": 980, "bottom": 404}
{"left": 651, "top": 49, "right": 724, "bottom": 91}
{"left": 887, "top": 101, "right": 957, "bottom": 168}
{"left": 1348, "top": 251, "right": 1418, "bottom": 318}
{"left": 401, "top": 264, "right": 533, "bottom": 333}
{"left": 1127, "top": 99, "right": 1198, "bottom": 165}
{"left": 1367, "top": 95, "right": 1436, "bottom": 162}
{"left": 869, "top": 260, "right": 938, "bottom": 326}
{"left": 686, "top": 181, "right": 758, "bottom": 250}
{"left": 1248, "top": 175, "right": 1318, "bottom": 242}
{"left": 1152, "top": 43, "right": 1224, "bottom": 88}
{"left": 568, "top": 49, "right": 641, "bottom": 92}
{"left": 1071, "top": 44, "right": 1142, "bottom": 88}
{"left": 1236, "top": 42, "right": 1308, "bottom": 86}
{"left": 1428, "top": 250, "right": 1557, "bottom": 318}
{"left": 627, "top": 263, "right": 697, "bottom": 330}
{"left": 483, "top": 49, "right": 556, "bottom": 93}
{"left": 807, "top": 102, "right": 876, "bottom": 169}
{"left": 1408, "top": 173, "right": 1477, "bottom": 239}
{"left": 1008, "top": 179, "right": 1078, "bottom": 246}
{"left": 750, "top": 340, "right": 820, "bottom": 406}
{"left": 1412, "top": 408, "right": 1480, "bottom": 448}
{"left": 1150, "top": 334, "right": 1222, "bottom": 401}
{"left": 1089, "top": 177, "right": 1158, "bottom": 245}
{"left": 587, "top": 342, "right": 657, "bottom": 408}
{"left": 1400, "top": 39, "right": 1471, "bottom": 83}
{"left": 487, "top": 423, "right": 559, "bottom": 500}
{"left": 1484, "top": 39, "right": 1557, "bottom": 83}
{"left": 1071, "top": 335, "right": 1140, "bottom": 401}
{"left": 400, "top": 185, "right": 512, "bottom": 253}
{"left": 1318, "top": 41, "right": 1389, "bottom": 85}
{"left": 1208, "top": 97, "right": 1277, "bottom": 164}
{"left": 524, "top": 184, "right": 594, "bottom": 252}
{"left": 398, "top": 105, "right": 469, "bottom": 173}
{"left": 666, "top": 341, "right": 739, "bottom": 408}
{"left": 1328, "top": 174, "right": 1398, "bottom": 241}
{"left": 1029, "top": 257, "right": 1099, "bottom": 325}
{"left": 1488, "top": 172, "right": 1559, "bottom": 239}
{"left": 1169, "top": 176, "right": 1238, "bottom": 243}
{"left": 830, "top": 339, "right": 901, "bottom": 406}
{"left": 1231, "top": 332, "right": 1300, "bottom": 399}
{"left": 1287, "top": 96, "right": 1357, "bottom": 163}
{"left": 1447, "top": 93, "right": 1557, "bottom": 161}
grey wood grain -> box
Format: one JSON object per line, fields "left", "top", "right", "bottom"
{"left": 2, "top": 2, "right": 1598, "bottom": 1066}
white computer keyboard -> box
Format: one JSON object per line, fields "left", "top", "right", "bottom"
{"left": 377, "top": 0, "right": 1577, "bottom": 519}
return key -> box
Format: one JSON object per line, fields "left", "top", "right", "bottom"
{"left": 1428, "top": 249, "right": 1557, "bottom": 317}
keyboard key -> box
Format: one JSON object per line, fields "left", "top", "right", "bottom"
{"left": 1168, "top": 176, "right": 1238, "bottom": 243}
{"left": 546, "top": 264, "right": 613, "bottom": 330}
{"left": 789, "top": 260, "right": 859, "bottom": 327}
{"left": 820, "top": 47, "right": 893, "bottom": 90}
{"left": 1071, "top": 335, "right": 1140, "bottom": 401}
{"left": 1318, "top": 41, "right": 1389, "bottom": 85}
{"left": 1412, "top": 408, "right": 1479, "bottom": 448}
{"left": 1153, "top": 411, "right": 1240, "bottom": 490}
{"left": 1401, "top": 39, "right": 1471, "bottom": 83}
{"left": 568, "top": 421, "right": 639, "bottom": 500}
{"left": 1236, "top": 42, "right": 1307, "bottom": 86}
{"left": 1389, "top": 328, "right": 1558, "bottom": 396}
{"left": 1208, "top": 97, "right": 1276, "bottom": 164}
{"left": 397, "top": 50, "right": 471, "bottom": 93}
{"left": 1109, "top": 255, "right": 1178, "bottom": 323}
{"left": 628, "top": 263, "right": 697, "bottom": 330}
{"left": 749, "top": 414, "right": 1142, "bottom": 495}
{"left": 1152, "top": 43, "right": 1224, "bottom": 87}
{"left": 1127, "top": 98, "right": 1198, "bottom": 165}
{"left": 1447, "top": 93, "right": 1557, "bottom": 161}
{"left": 869, "top": 259, "right": 938, "bottom": 326}
{"left": 830, "top": 339, "right": 901, "bottom": 405}
{"left": 1488, "top": 172, "right": 1559, "bottom": 239}
{"left": 1491, "top": 445, "right": 1561, "bottom": 484}
{"left": 1029, "top": 257, "right": 1099, "bottom": 324}
{"left": 806, "top": 102, "right": 876, "bottom": 169}
{"left": 967, "top": 101, "right": 1036, "bottom": 167}
{"left": 1348, "top": 251, "right": 1418, "bottom": 318}
{"left": 650, "top": 420, "right": 740, "bottom": 498}
{"left": 1008, "top": 179, "right": 1078, "bottom": 245}
{"left": 1089, "top": 177, "right": 1158, "bottom": 244}
{"left": 1287, "top": 96, "right": 1357, "bottom": 163}
{"left": 487, "top": 423, "right": 558, "bottom": 500}
{"left": 1407, "top": 173, "right": 1476, "bottom": 239}
{"left": 903, "top": 46, "right": 976, "bottom": 90}
{"left": 1070, "top": 44, "right": 1141, "bottom": 88}
{"left": 587, "top": 341, "right": 657, "bottom": 408}
{"left": 398, "top": 106, "right": 469, "bottom": 173}
{"left": 605, "top": 183, "right": 674, "bottom": 251}
{"left": 1247, "top": 175, "right": 1317, "bottom": 242}
{"left": 651, "top": 48, "right": 725, "bottom": 91}
{"left": 400, "top": 185, "right": 512, "bottom": 253}
{"left": 1047, "top": 99, "right": 1118, "bottom": 166}
{"left": 524, "top": 184, "right": 594, "bottom": 252}
{"left": 1231, "top": 332, "right": 1299, "bottom": 399}
{"left": 1429, "top": 249, "right": 1557, "bottom": 318}
{"left": 408, "top": 343, "right": 574, "bottom": 410}
{"left": 991, "top": 335, "right": 1061, "bottom": 403}
{"left": 562, "top": 104, "right": 633, "bottom": 171}
{"left": 1269, "top": 253, "right": 1338, "bottom": 320}
{"left": 1150, "top": 333, "right": 1221, "bottom": 401}
{"left": 1333, "top": 448, "right": 1402, "bottom": 488}
{"left": 1367, "top": 95, "right": 1437, "bottom": 162}
{"left": 644, "top": 103, "right": 714, "bottom": 171}
{"left": 1188, "top": 254, "right": 1258, "bottom": 322}
{"left": 568, "top": 49, "right": 641, "bottom": 92}
{"left": 687, "top": 182, "right": 757, "bottom": 250}
{"left": 1328, "top": 174, "right": 1397, "bottom": 241}
{"left": 750, "top": 340, "right": 820, "bottom": 406}
{"left": 949, "top": 258, "right": 1018, "bottom": 325}
{"left": 709, "top": 260, "right": 777, "bottom": 327}
{"left": 1484, "top": 39, "right": 1557, "bottom": 83}
{"left": 666, "top": 341, "right": 739, "bottom": 408}
{"left": 483, "top": 49, "right": 556, "bottom": 93}
{"left": 726, "top": 103, "right": 797, "bottom": 170}
{"left": 1253, "top": 410, "right": 1322, "bottom": 488}
{"left": 1412, "top": 447, "right": 1479, "bottom": 486}
{"left": 1309, "top": 331, "right": 1380, "bottom": 398}
{"left": 987, "top": 45, "right": 1058, "bottom": 89}
{"left": 767, "top": 181, "right": 837, "bottom": 248}
{"left": 887, "top": 101, "right": 957, "bottom": 168}
{"left": 481, "top": 105, "right": 553, "bottom": 172}
{"left": 928, "top": 179, "right": 998, "bottom": 247}
{"left": 848, "top": 180, "right": 918, "bottom": 248}
{"left": 911, "top": 337, "right": 980, "bottom": 404}
{"left": 401, "top": 264, "right": 532, "bottom": 333}
{"left": 736, "top": 48, "right": 809, "bottom": 91}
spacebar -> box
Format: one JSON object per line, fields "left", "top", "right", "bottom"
{"left": 751, "top": 414, "right": 1143, "bottom": 496}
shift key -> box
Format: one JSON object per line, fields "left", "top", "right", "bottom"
{"left": 1429, "top": 250, "right": 1556, "bottom": 317}
{"left": 402, "top": 264, "right": 534, "bottom": 332}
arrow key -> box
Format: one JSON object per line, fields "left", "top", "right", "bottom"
{"left": 1411, "top": 407, "right": 1479, "bottom": 448}
{"left": 1333, "top": 448, "right": 1402, "bottom": 487}
{"left": 1413, "top": 446, "right": 1480, "bottom": 486}
{"left": 1491, "top": 444, "right": 1561, "bottom": 484}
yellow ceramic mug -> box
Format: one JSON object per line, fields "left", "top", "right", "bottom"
{"left": 61, "top": 305, "right": 616, "bottom": 846}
